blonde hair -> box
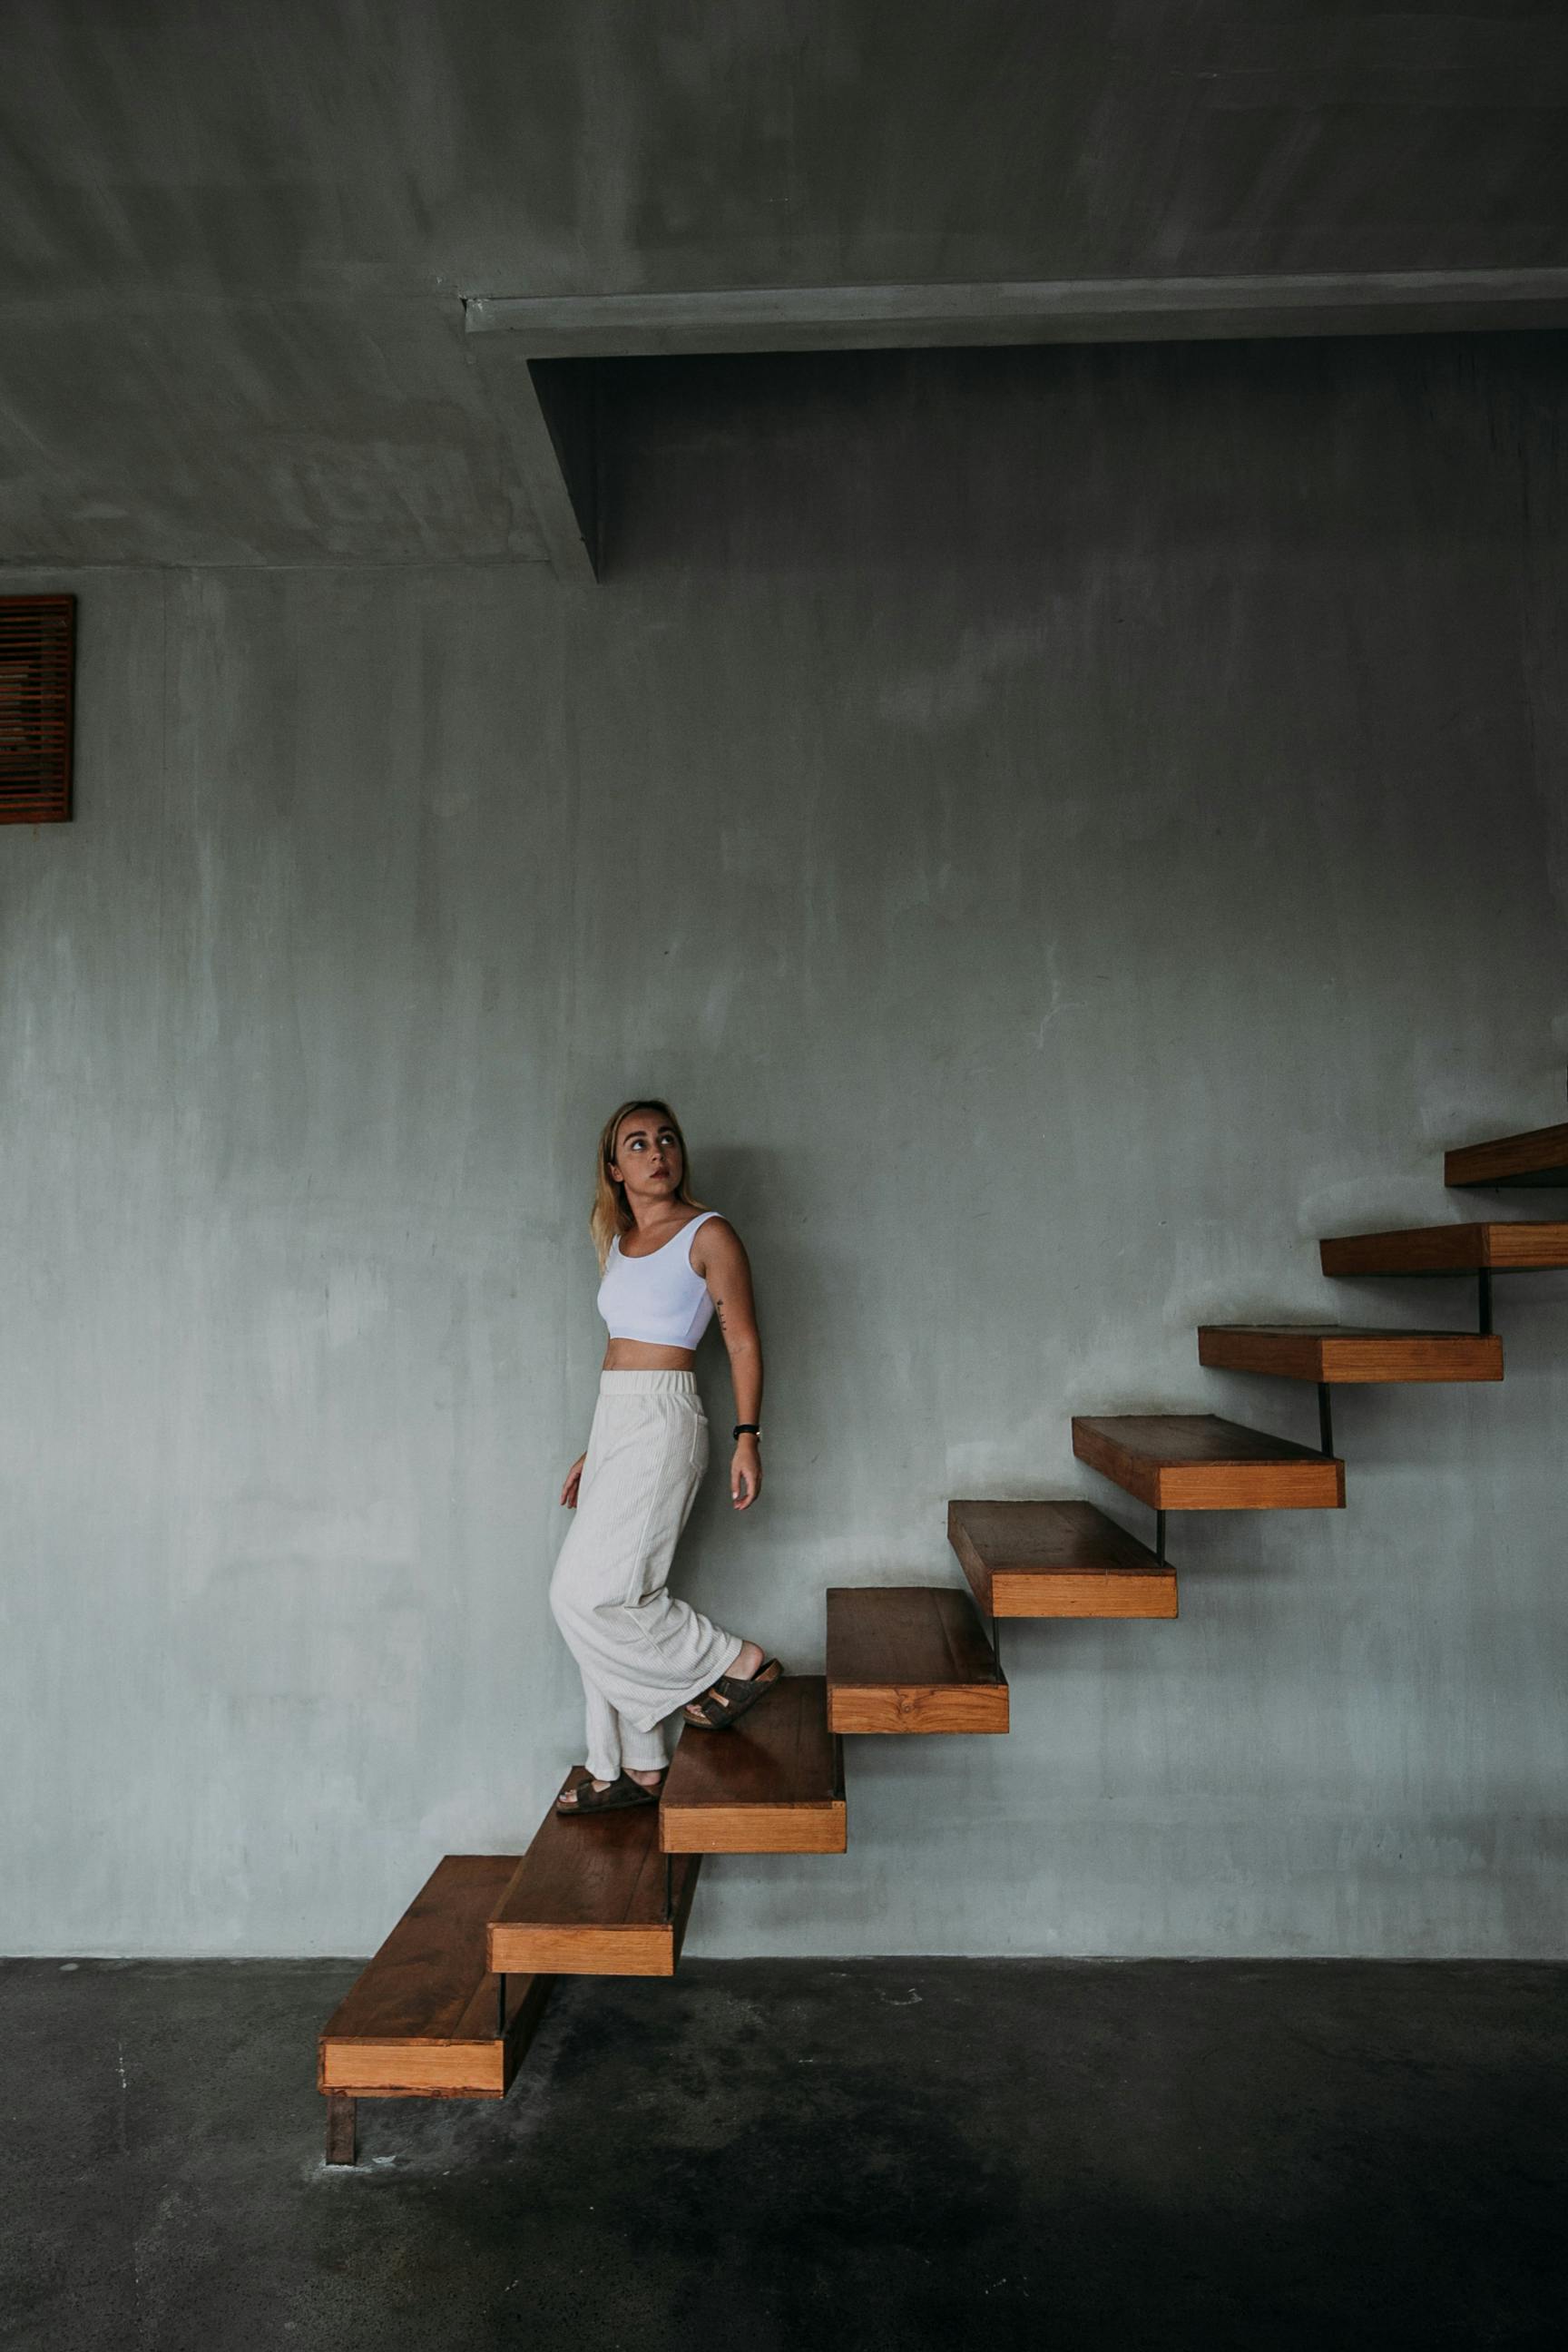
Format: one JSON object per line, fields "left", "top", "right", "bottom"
{"left": 590, "top": 1098, "right": 706, "bottom": 1269}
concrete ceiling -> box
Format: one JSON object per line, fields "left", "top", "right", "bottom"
{"left": 5, "top": 0, "right": 1568, "bottom": 571}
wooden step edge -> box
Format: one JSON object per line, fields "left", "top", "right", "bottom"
{"left": 660, "top": 1795, "right": 848, "bottom": 1855}
{"left": 1142, "top": 1457, "right": 1345, "bottom": 1512}
{"left": 1198, "top": 1326, "right": 1504, "bottom": 1384}
{"left": 826, "top": 1681, "right": 1010, "bottom": 1735}
{"left": 987, "top": 1566, "right": 1179, "bottom": 1620}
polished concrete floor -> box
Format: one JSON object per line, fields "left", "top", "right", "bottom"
{"left": 3, "top": 1956, "right": 1563, "bottom": 2351}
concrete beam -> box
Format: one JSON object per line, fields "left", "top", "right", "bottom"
{"left": 464, "top": 270, "right": 1568, "bottom": 357}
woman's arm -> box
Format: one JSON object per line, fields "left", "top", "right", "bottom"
{"left": 694, "top": 1220, "right": 764, "bottom": 1511}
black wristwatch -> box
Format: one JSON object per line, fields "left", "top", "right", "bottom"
{"left": 732, "top": 1423, "right": 761, "bottom": 1441}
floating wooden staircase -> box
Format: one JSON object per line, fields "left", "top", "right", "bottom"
{"left": 320, "top": 1103, "right": 1563, "bottom": 2163}
{"left": 318, "top": 1856, "right": 554, "bottom": 2167}
{"left": 826, "top": 1586, "right": 1008, "bottom": 1732}
{"left": 1073, "top": 1413, "right": 1345, "bottom": 1511}
{"left": 661, "top": 1674, "right": 846, "bottom": 1853}
{"left": 1445, "top": 1122, "right": 1568, "bottom": 1189}
{"left": 1318, "top": 1219, "right": 1568, "bottom": 1346}
{"left": 488, "top": 1774, "right": 701, "bottom": 1979}
{"left": 948, "top": 1498, "right": 1177, "bottom": 1619}
{"left": 1318, "top": 1221, "right": 1568, "bottom": 1278}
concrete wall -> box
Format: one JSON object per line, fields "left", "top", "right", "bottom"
{"left": 4, "top": 333, "right": 1566, "bottom": 1957}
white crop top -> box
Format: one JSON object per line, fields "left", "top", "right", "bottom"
{"left": 596, "top": 1210, "right": 724, "bottom": 1350}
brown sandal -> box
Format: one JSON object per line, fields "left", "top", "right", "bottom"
{"left": 554, "top": 1770, "right": 662, "bottom": 1816}
{"left": 682, "top": 1657, "right": 785, "bottom": 1732}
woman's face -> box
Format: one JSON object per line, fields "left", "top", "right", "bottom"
{"left": 610, "top": 1111, "right": 684, "bottom": 1205}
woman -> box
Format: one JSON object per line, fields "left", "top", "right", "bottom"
{"left": 549, "top": 1099, "right": 782, "bottom": 1815}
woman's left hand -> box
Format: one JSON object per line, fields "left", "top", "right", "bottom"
{"left": 730, "top": 1438, "right": 762, "bottom": 1511}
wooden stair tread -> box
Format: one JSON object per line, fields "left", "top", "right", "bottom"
{"left": 1198, "top": 1324, "right": 1504, "bottom": 1383}
{"left": 661, "top": 1674, "right": 847, "bottom": 1854}
{"left": 826, "top": 1586, "right": 1008, "bottom": 1734}
{"left": 318, "top": 1855, "right": 552, "bottom": 2098}
{"left": 1446, "top": 1122, "right": 1568, "bottom": 1190}
{"left": 488, "top": 1778, "right": 701, "bottom": 1979}
{"left": 1319, "top": 1221, "right": 1568, "bottom": 1276}
{"left": 947, "top": 1499, "right": 1178, "bottom": 1619}
{"left": 1073, "top": 1414, "right": 1346, "bottom": 1511}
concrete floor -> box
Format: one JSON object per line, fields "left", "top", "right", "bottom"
{"left": 3, "top": 1958, "right": 1563, "bottom": 2351}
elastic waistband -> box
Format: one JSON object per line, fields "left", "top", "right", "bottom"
{"left": 598, "top": 1369, "right": 701, "bottom": 1397}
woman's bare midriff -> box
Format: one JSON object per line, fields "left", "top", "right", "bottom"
{"left": 603, "top": 1338, "right": 696, "bottom": 1371}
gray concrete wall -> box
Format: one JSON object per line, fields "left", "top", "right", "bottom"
{"left": 4, "top": 334, "right": 1566, "bottom": 1957}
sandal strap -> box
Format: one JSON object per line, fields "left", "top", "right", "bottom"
{"left": 683, "top": 1659, "right": 784, "bottom": 1730}
{"left": 556, "top": 1771, "right": 658, "bottom": 1812}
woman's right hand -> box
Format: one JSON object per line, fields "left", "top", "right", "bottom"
{"left": 560, "top": 1453, "right": 587, "bottom": 1509}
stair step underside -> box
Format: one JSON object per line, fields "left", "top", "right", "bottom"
{"left": 826, "top": 1586, "right": 1009, "bottom": 1734}
{"left": 1446, "top": 1123, "right": 1568, "bottom": 1190}
{"left": 1198, "top": 1325, "right": 1504, "bottom": 1383}
{"left": 660, "top": 1674, "right": 847, "bottom": 1854}
{"left": 1073, "top": 1415, "right": 1346, "bottom": 1511}
{"left": 1319, "top": 1222, "right": 1568, "bottom": 1277}
{"left": 947, "top": 1499, "right": 1178, "bottom": 1619}
{"left": 319, "top": 1855, "right": 553, "bottom": 2099}
{"left": 487, "top": 1779, "right": 701, "bottom": 1978}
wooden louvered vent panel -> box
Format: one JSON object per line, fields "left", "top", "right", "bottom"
{"left": 0, "top": 595, "right": 74, "bottom": 824}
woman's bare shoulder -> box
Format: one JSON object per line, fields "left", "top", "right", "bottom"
{"left": 690, "top": 1212, "right": 744, "bottom": 1267}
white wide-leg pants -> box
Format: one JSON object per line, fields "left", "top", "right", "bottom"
{"left": 550, "top": 1370, "right": 744, "bottom": 1785}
